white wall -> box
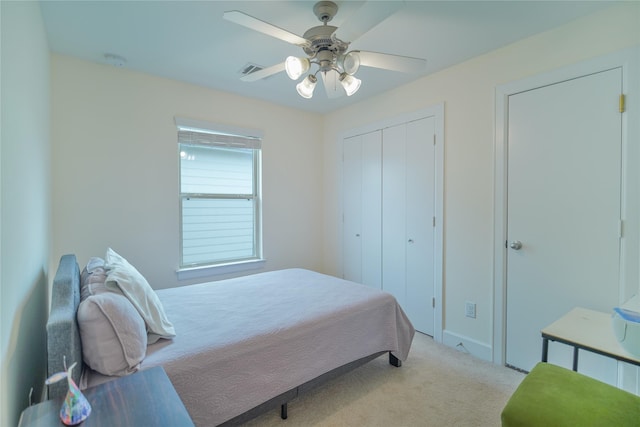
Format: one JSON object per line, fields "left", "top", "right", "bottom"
{"left": 0, "top": 2, "right": 51, "bottom": 425}
{"left": 51, "top": 56, "right": 325, "bottom": 289}
{"left": 322, "top": 2, "right": 640, "bottom": 358}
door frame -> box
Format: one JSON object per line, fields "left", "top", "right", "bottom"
{"left": 339, "top": 103, "right": 445, "bottom": 343}
{"left": 492, "top": 47, "right": 640, "bottom": 365}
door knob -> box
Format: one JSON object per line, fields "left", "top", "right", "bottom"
{"left": 509, "top": 240, "right": 522, "bottom": 250}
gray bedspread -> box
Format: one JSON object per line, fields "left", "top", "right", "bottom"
{"left": 83, "top": 268, "right": 414, "bottom": 426}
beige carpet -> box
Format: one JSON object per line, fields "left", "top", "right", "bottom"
{"left": 243, "top": 332, "right": 525, "bottom": 427}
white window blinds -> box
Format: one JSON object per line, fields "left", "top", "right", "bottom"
{"left": 178, "top": 129, "right": 261, "bottom": 150}
{"left": 176, "top": 116, "right": 262, "bottom": 149}
{"left": 177, "top": 118, "right": 262, "bottom": 268}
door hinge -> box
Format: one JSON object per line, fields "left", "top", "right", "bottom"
{"left": 619, "top": 219, "right": 623, "bottom": 239}
{"left": 432, "top": 216, "right": 436, "bottom": 227}
{"left": 433, "top": 134, "right": 436, "bottom": 146}
{"left": 619, "top": 94, "right": 626, "bottom": 113}
{"left": 432, "top": 297, "right": 435, "bottom": 308}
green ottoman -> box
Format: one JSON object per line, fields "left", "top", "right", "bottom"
{"left": 501, "top": 362, "right": 640, "bottom": 426}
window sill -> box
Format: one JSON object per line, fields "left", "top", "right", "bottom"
{"left": 176, "top": 259, "right": 266, "bottom": 282}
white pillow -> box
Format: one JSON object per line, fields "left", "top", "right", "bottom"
{"left": 104, "top": 248, "right": 175, "bottom": 343}
{"left": 77, "top": 292, "right": 147, "bottom": 376}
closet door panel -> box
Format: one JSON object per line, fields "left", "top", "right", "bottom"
{"left": 382, "top": 124, "right": 407, "bottom": 304}
{"left": 405, "top": 117, "right": 436, "bottom": 334}
{"left": 360, "top": 131, "right": 382, "bottom": 289}
{"left": 343, "top": 131, "right": 382, "bottom": 289}
{"left": 343, "top": 135, "right": 363, "bottom": 283}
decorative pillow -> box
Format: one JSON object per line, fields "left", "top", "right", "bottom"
{"left": 104, "top": 248, "right": 175, "bottom": 343}
{"left": 77, "top": 292, "right": 147, "bottom": 376}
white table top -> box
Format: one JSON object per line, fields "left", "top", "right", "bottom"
{"left": 541, "top": 307, "right": 640, "bottom": 366}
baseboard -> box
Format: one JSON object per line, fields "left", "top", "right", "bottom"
{"left": 442, "top": 330, "right": 493, "bottom": 362}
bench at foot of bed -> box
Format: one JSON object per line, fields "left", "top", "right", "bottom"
{"left": 501, "top": 362, "right": 640, "bottom": 426}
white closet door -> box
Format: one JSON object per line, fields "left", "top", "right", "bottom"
{"left": 343, "top": 131, "right": 382, "bottom": 288}
{"left": 405, "top": 117, "right": 436, "bottom": 335}
{"left": 383, "top": 120, "right": 436, "bottom": 335}
{"left": 343, "top": 135, "right": 363, "bottom": 283}
{"left": 360, "top": 131, "right": 382, "bottom": 289}
{"left": 382, "top": 124, "right": 407, "bottom": 302}
{"left": 343, "top": 106, "right": 443, "bottom": 340}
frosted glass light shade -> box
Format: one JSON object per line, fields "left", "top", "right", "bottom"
{"left": 340, "top": 52, "right": 360, "bottom": 75}
{"left": 296, "top": 74, "right": 317, "bottom": 98}
{"left": 285, "top": 56, "right": 310, "bottom": 80}
{"left": 339, "top": 73, "right": 361, "bottom": 96}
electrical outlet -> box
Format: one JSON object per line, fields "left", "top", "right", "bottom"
{"left": 465, "top": 301, "right": 476, "bottom": 318}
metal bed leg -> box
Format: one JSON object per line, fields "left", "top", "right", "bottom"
{"left": 280, "top": 403, "right": 287, "bottom": 420}
{"left": 389, "top": 353, "right": 402, "bottom": 367}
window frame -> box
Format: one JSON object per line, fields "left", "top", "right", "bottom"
{"left": 175, "top": 117, "right": 264, "bottom": 280}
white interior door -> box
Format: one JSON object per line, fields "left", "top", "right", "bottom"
{"left": 505, "top": 68, "right": 623, "bottom": 379}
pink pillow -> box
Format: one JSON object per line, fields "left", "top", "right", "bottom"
{"left": 77, "top": 292, "right": 147, "bottom": 376}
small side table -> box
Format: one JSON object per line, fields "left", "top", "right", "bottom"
{"left": 541, "top": 307, "right": 640, "bottom": 371}
{"left": 18, "top": 366, "right": 194, "bottom": 427}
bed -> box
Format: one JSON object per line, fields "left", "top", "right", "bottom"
{"left": 46, "top": 253, "right": 415, "bottom": 426}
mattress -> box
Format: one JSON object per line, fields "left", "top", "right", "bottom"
{"left": 82, "top": 268, "right": 415, "bottom": 426}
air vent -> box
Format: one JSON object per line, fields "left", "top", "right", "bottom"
{"left": 240, "top": 63, "right": 264, "bottom": 76}
{"left": 104, "top": 53, "right": 127, "bottom": 67}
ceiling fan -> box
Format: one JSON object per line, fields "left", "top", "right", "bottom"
{"left": 223, "top": 1, "right": 427, "bottom": 99}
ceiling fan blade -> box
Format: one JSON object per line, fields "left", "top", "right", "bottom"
{"left": 223, "top": 10, "right": 309, "bottom": 47}
{"left": 321, "top": 70, "right": 344, "bottom": 98}
{"left": 333, "top": 1, "right": 403, "bottom": 42}
{"left": 240, "top": 62, "right": 286, "bottom": 82}
{"left": 355, "top": 51, "right": 426, "bottom": 74}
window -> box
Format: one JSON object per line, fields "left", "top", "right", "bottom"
{"left": 176, "top": 118, "right": 262, "bottom": 272}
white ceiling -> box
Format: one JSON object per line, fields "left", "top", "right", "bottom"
{"left": 40, "top": 0, "right": 619, "bottom": 114}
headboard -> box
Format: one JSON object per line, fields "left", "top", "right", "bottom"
{"left": 46, "top": 254, "right": 83, "bottom": 399}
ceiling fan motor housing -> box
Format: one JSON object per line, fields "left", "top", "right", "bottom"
{"left": 313, "top": 1, "right": 338, "bottom": 23}
{"left": 302, "top": 25, "right": 349, "bottom": 59}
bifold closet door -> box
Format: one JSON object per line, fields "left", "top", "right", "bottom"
{"left": 382, "top": 118, "right": 436, "bottom": 335}
{"left": 343, "top": 131, "right": 382, "bottom": 289}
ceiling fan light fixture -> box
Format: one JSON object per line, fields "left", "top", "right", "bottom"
{"left": 340, "top": 51, "right": 360, "bottom": 75}
{"left": 285, "top": 56, "right": 310, "bottom": 80}
{"left": 226, "top": 1, "right": 427, "bottom": 102}
{"left": 339, "top": 73, "right": 361, "bottom": 96}
{"left": 296, "top": 74, "right": 318, "bottom": 98}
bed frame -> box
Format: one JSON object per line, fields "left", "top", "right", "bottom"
{"left": 46, "top": 254, "right": 402, "bottom": 425}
